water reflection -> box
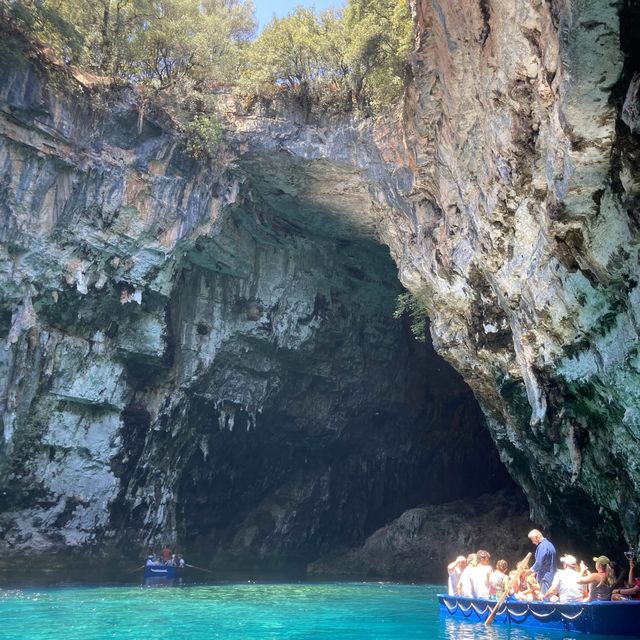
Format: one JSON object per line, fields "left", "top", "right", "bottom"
{"left": 440, "top": 616, "right": 598, "bottom": 640}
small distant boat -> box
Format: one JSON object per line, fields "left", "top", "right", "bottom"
{"left": 143, "top": 564, "right": 180, "bottom": 585}
{"left": 438, "top": 594, "right": 640, "bottom": 636}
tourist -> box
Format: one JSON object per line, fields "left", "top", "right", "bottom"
{"left": 543, "top": 554, "right": 586, "bottom": 603}
{"left": 527, "top": 528, "right": 557, "bottom": 594}
{"left": 577, "top": 555, "right": 616, "bottom": 601}
{"left": 516, "top": 575, "right": 543, "bottom": 601}
{"left": 457, "top": 553, "right": 477, "bottom": 597}
{"left": 447, "top": 555, "right": 467, "bottom": 596}
{"left": 470, "top": 550, "right": 492, "bottom": 598}
{"left": 488, "top": 559, "right": 509, "bottom": 599}
{"left": 161, "top": 546, "right": 172, "bottom": 563}
{"left": 145, "top": 554, "right": 159, "bottom": 566}
{"left": 613, "top": 555, "right": 640, "bottom": 600}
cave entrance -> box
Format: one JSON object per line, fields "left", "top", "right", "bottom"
{"left": 166, "top": 152, "right": 518, "bottom": 574}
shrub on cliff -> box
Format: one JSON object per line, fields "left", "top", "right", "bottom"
{"left": 394, "top": 291, "right": 429, "bottom": 342}
{"left": 344, "top": 0, "right": 413, "bottom": 109}
{"left": 183, "top": 113, "right": 224, "bottom": 161}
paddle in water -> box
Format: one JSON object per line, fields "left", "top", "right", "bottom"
{"left": 485, "top": 551, "right": 532, "bottom": 626}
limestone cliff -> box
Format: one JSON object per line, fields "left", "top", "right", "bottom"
{"left": 0, "top": 0, "right": 638, "bottom": 578}
{"left": 396, "top": 0, "right": 640, "bottom": 551}
{"left": 0, "top": 48, "right": 511, "bottom": 575}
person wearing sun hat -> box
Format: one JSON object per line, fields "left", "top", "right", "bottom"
{"left": 543, "top": 554, "right": 587, "bottom": 603}
{"left": 447, "top": 554, "right": 467, "bottom": 595}
{"left": 577, "top": 554, "right": 616, "bottom": 600}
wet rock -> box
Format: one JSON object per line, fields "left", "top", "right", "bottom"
{"left": 308, "top": 491, "right": 531, "bottom": 581}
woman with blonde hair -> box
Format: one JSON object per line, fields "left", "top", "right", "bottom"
{"left": 578, "top": 555, "right": 616, "bottom": 601}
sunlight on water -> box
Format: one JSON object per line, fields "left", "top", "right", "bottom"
{"left": 0, "top": 583, "right": 626, "bottom": 639}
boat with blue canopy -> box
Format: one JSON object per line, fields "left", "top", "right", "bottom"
{"left": 438, "top": 594, "right": 640, "bottom": 636}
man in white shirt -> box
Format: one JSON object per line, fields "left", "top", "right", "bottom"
{"left": 470, "top": 549, "right": 492, "bottom": 598}
{"left": 447, "top": 555, "right": 467, "bottom": 595}
{"left": 543, "top": 554, "right": 587, "bottom": 602}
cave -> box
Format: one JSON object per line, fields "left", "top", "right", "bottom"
{"left": 5, "top": 0, "right": 638, "bottom": 582}
{"left": 100, "top": 148, "right": 519, "bottom": 576}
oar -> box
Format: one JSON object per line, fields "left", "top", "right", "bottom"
{"left": 185, "top": 563, "right": 214, "bottom": 574}
{"left": 485, "top": 551, "right": 532, "bottom": 626}
{"left": 126, "top": 564, "right": 145, "bottom": 574}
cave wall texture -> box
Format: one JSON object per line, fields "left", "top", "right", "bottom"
{"left": 0, "top": 0, "right": 639, "bottom": 576}
{"left": 398, "top": 0, "right": 640, "bottom": 552}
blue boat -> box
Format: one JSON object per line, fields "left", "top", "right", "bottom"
{"left": 143, "top": 564, "right": 180, "bottom": 585}
{"left": 438, "top": 594, "right": 640, "bottom": 636}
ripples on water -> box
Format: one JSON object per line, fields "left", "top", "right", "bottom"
{"left": 0, "top": 582, "right": 625, "bottom": 639}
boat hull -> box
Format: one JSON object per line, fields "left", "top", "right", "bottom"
{"left": 143, "top": 565, "right": 180, "bottom": 585}
{"left": 438, "top": 594, "right": 640, "bottom": 636}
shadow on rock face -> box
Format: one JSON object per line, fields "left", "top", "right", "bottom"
{"left": 308, "top": 490, "right": 531, "bottom": 582}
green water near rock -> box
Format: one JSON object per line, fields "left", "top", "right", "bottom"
{"left": 0, "top": 582, "right": 628, "bottom": 640}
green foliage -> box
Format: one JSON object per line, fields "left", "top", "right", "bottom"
{"left": 0, "top": 0, "right": 85, "bottom": 65}
{"left": 240, "top": 8, "right": 321, "bottom": 93}
{"left": 240, "top": 0, "right": 413, "bottom": 112}
{"left": 393, "top": 291, "right": 429, "bottom": 342}
{"left": 2, "top": 0, "right": 256, "bottom": 82}
{"left": 129, "top": 0, "right": 255, "bottom": 85}
{"left": 344, "top": 0, "right": 413, "bottom": 108}
{"left": 183, "top": 113, "right": 223, "bottom": 161}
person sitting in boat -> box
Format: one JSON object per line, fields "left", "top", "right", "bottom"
{"left": 515, "top": 575, "right": 543, "bottom": 601}
{"left": 161, "top": 546, "right": 172, "bottom": 563}
{"left": 470, "top": 550, "right": 492, "bottom": 598}
{"left": 507, "top": 567, "right": 528, "bottom": 596}
{"left": 488, "top": 559, "right": 509, "bottom": 599}
{"left": 145, "top": 554, "right": 160, "bottom": 567}
{"left": 543, "top": 554, "right": 587, "bottom": 603}
{"left": 578, "top": 555, "right": 616, "bottom": 601}
{"left": 457, "top": 553, "right": 477, "bottom": 597}
{"left": 612, "top": 556, "right": 640, "bottom": 601}
{"left": 447, "top": 555, "right": 467, "bottom": 596}
{"left": 527, "top": 529, "right": 557, "bottom": 594}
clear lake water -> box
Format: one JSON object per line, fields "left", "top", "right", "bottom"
{"left": 0, "top": 581, "right": 629, "bottom": 639}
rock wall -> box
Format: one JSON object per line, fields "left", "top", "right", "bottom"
{"left": 395, "top": 0, "right": 640, "bottom": 550}
{"left": 0, "top": 52, "right": 513, "bottom": 574}
{"left": 1, "top": 0, "right": 637, "bottom": 576}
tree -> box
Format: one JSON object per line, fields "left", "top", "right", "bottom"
{"left": 239, "top": 0, "right": 413, "bottom": 112}
{"left": 344, "top": 0, "right": 413, "bottom": 107}
{"left": 129, "top": 0, "right": 255, "bottom": 85}
{"left": 240, "top": 7, "right": 323, "bottom": 95}
{"left": 0, "top": 0, "right": 85, "bottom": 64}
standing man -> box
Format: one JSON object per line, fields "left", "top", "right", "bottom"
{"left": 528, "top": 528, "right": 557, "bottom": 594}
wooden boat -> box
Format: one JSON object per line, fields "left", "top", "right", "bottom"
{"left": 143, "top": 564, "right": 180, "bottom": 585}
{"left": 438, "top": 594, "right": 640, "bottom": 636}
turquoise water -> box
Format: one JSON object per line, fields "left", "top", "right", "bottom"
{"left": 0, "top": 582, "right": 626, "bottom": 639}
